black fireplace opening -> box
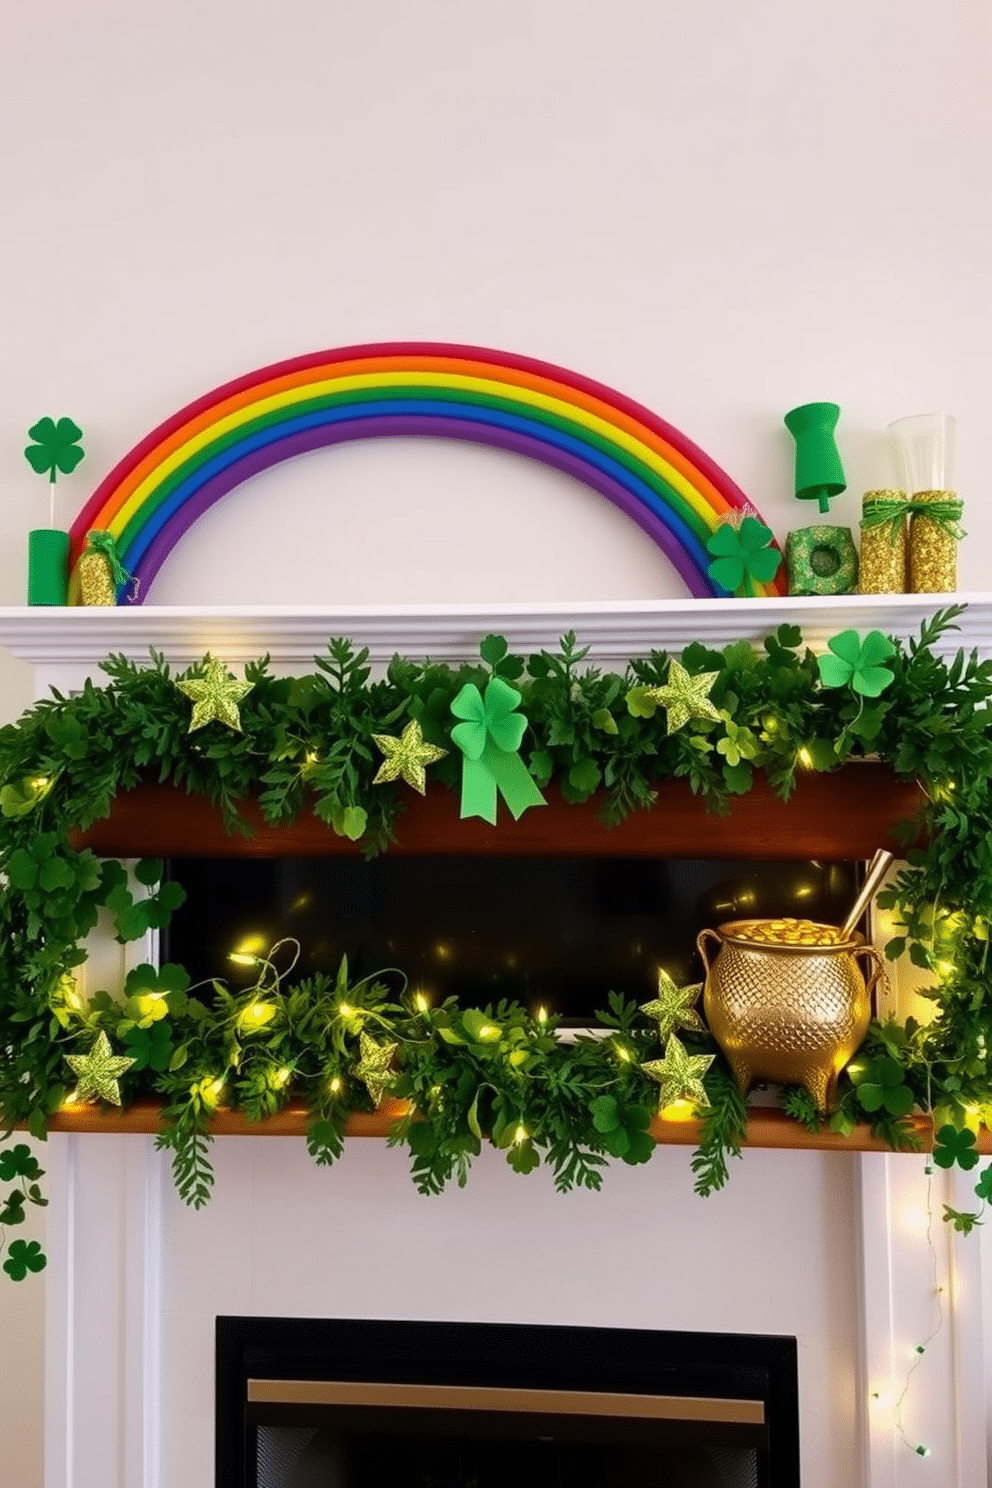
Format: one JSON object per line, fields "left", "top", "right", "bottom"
{"left": 165, "top": 855, "right": 860, "bottom": 1024}
{"left": 216, "top": 1316, "right": 800, "bottom": 1488}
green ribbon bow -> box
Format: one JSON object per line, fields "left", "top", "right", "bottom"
{"left": 85, "top": 530, "right": 135, "bottom": 592}
{"left": 861, "top": 494, "right": 965, "bottom": 542}
{"left": 450, "top": 677, "right": 546, "bottom": 824}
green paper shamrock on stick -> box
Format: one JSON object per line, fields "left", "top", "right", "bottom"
{"left": 24, "top": 417, "right": 84, "bottom": 529}
{"left": 706, "top": 517, "right": 782, "bottom": 597}
{"left": 24, "top": 417, "right": 84, "bottom": 483}
{"left": 817, "top": 630, "right": 896, "bottom": 698}
{"left": 450, "top": 677, "right": 546, "bottom": 824}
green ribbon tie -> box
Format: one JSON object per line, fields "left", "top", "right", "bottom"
{"left": 86, "top": 530, "right": 135, "bottom": 589}
{"left": 450, "top": 677, "right": 547, "bottom": 824}
{"left": 861, "top": 495, "right": 965, "bottom": 542}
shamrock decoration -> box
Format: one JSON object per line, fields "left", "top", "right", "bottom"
{"left": 641, "top": 1034, "right": 714, "bottom": 1110}
{"left": 177, "top": 657, "right": 253, "bottom": 732}
{"left": 123, "top": 960, "right": 189, "bottom": 1025}
{"left": 817, "top": 630, "right": 896, "bottom": 698}
{"left": 351, "top": 1032, "right": 398, "bottom": 1106}
{"left": 372, "top": 719, "right": 447, "bottom": 795}
{"left": 627, "top": 660, "right": 721, "bottom": 735}
{"left": 0, "top": 1145, "right": 42, "bottom": 1184}
{"left": 450, "top": 677, "right": 546, "bottom": 824}
{"left": 65, "top": 1030, "right": 136, "bottom": 1107}
{"left": 716, "top": 714, "right": 760, "bottom": 768}
{"left": 640, "top": 970, "right": 706, "bottom": 1041}
{"left": 121, "top": 1021, "right": 174, "bottom": 1074}
{"left": 706, "top": 517, "right": 782, "bottom": 596}
{"left": 2, "top": 1240, "right": 46, "bottom": 1281}
{"left": 24, "top": 417, "right": 85, "bottom": 484}
{"left": 975, "top": 1164, "right": 992, "bottom": 1201}
{"left": 847, "top": 1055, "right": 914, "bottom": 1116}
{"left": 589, "top": 1096, "right": 655, "bottom": 1165}
{"left": 932, "top": 1123, "right": 981, "bottom": 1171}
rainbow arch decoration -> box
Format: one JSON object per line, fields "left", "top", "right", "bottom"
{"left": 68, "top": 343, "right": 788, "bottom": 603}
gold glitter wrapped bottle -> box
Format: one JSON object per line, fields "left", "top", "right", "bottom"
{"left": 858, "top": 490, "right": 907, "bottom": 594}
{"left": 888, "top": 414, "right": 963, "bottom": 594}
{"left": 909, "top": 490, "right": 963, "bottom": 593}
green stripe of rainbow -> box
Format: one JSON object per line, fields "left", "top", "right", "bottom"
{"left": 68, "top": 343, "right": 787, "bottom": 602}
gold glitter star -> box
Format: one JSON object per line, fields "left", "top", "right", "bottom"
{"left": 352, "top": 1032, "right": 398, "bottom": 1106}
{"left": 372, "top": 719, "right": 448, "bottom": 795}
{"left": 641, "top": 1034, "right": 714, "bottom": 1110}
{"left": 177, "top": 657, "right": 253, "bottom": 732}
{"left": 66, "top": 1031, "right": 136, "bottom": 1107}
{"left": 640, "top": 970, "right": 706, "bottom": 1041}
{"left": 643, "top": 660, "right": 721, "bottom": 734}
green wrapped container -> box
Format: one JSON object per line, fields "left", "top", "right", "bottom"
{"left": 27, "top": 529, "right": 69, "bottom": 606}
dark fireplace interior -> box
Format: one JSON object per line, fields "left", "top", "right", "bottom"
{"left": 165, "top": 855, "right": 859, "bottom": 1022}
{"left": 216, "top": 1316, "right": 800, "bottom": 1488}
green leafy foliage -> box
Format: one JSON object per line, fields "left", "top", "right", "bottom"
{"left": 0, "top": 612, "right": 990, "bottom": 1280}
{"left": 942, "top": 1204, "right": 982, "bottom": 1234}
{"left": 690, "top": 1067, "right": 749, "bottom": 1197}
{"left": 781, "top": 1086, "right": 825, "bottom": 1133}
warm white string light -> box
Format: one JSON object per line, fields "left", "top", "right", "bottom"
{"left": 881, "top": 1164, "right": 945, "bottom": 1461}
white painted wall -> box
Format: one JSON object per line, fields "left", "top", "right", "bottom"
{"left": 1, "top": 2, "right": 991, "bottom": 1484}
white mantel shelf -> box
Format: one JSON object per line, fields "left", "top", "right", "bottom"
{"left": 0, "top": 590, "right": 987, "bottom": 670}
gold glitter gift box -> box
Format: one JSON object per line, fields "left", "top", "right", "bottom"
{"left": 77, "top": 530, "right": 132, "bottom": 606}
{"left": 78, "top": 549, "right": 117, "bottom": 605}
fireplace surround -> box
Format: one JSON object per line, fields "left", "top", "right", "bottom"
{"left": 0, "top": 595, "right": 989, "bottom": 1488}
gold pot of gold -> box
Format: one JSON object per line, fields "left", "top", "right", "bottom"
{"left": 697, "top": 918, "right": 883, "bottom": 1113}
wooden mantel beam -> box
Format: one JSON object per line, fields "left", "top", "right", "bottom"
{"left": 73, "top": 763, "right": 926, "bottom": 861}
{"left": 42, "top": 1097, "right": 991, "bottom": 1155}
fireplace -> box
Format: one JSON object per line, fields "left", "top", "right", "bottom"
{"left": 164, "top": 854, "right": 860, "bottom": 1024}
{"left": 216, "top": 1316, "right": 799, "bottom": 1488}
{"left": 0, "top": 598, "right": 986, "bottom": 1488}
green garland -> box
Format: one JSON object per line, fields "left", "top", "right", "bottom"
{"left": 1, "top": 607, "right": 991, "bottom": 1280}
